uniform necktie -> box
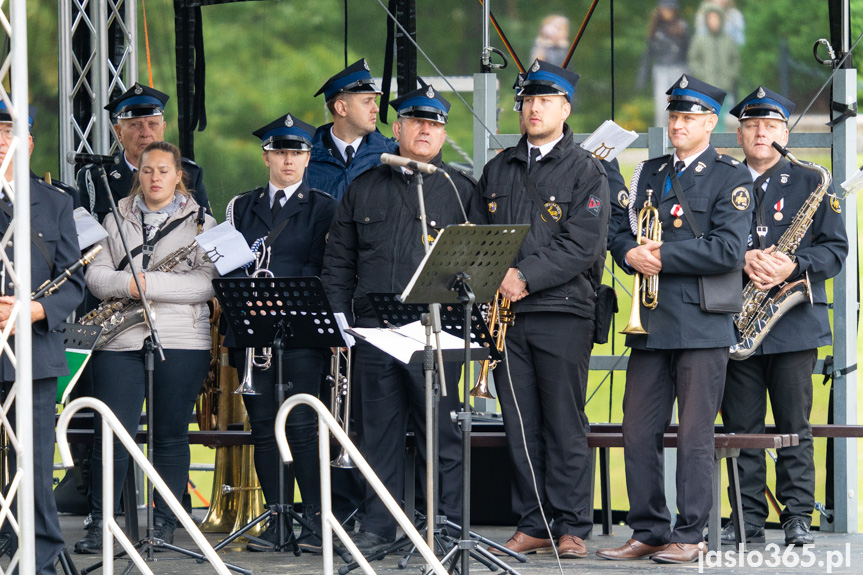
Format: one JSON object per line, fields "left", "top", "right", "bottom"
{"left": 664, "top": 160, "right": 686, "bottom": 196}
{"left": 271, "top": 189, "right": 285, "bottom": 221}
{"left": 529, "top": 147, "right": 541, "bottom": 173}
{"left": 345, "top": 145, "right": 355, "bottom": 167}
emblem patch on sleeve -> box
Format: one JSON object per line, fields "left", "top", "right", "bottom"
{"left": 830, "top": 196, "right": 842, "bottom": 213}
{"left": 617, "top": 190, "right": 629, "bottom": 208}
{"left": 731, "top": 187, "right": 751, "bottom": 210}
{"left": 586, "top": 195, "right": 602, "bottom": 217}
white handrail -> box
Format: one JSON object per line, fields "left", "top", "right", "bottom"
{"left": 275, "top": 393, "right": 448, "bottom": 575}
{"left": 57, "top": 397, "right": 231, "bottom": 575}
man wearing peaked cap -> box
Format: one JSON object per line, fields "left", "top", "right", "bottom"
{"left": 322, "top": 80, "right": 475, "bottom": 557}
{"left": 223, "top": 112, "right": 336, "bottom": 553}
{"left": 307, "top": 59, "right": 397, "bottom": 201}
{"left": 472, "top": 59, "right": 609, "bottom": 559}
{"left": 601, "top": 74, "right": 753, "bottom": 563}
{"left": 0, "top": 104, "right": 86, "bottom": 574}
{"left": 719, "top": 87, "right": 847, "bottom": 548}
{"left": 75, "top": 82, "right": 209, "bottom": 222}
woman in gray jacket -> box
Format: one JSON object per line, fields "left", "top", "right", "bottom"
{"left": 74, "top": 141, "right": 217, "bottom": 553}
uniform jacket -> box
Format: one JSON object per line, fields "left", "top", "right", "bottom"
{"left": 322, "top": 151, "right": 476, "bottom": 327}
{"left": 609, "top": 145, "right": 752, "bottom": 349}
{"left": 0, "top": 177, "right": 86, "bottom": 381}
{"left": 224, "top": 181, "right": 337, "bottom": 348}
{"left": 471, "top": 125, "right": 610, "bottom": 319}
{"left": 306, "top": 124, "right": 398, "bottom": 201}
{"left": 85, "top": 194, "right": 217, "bottom": 351}
{"left": 745, "top": 160, "right": 848, "bottom": 354}
{"left": 76, "top": 150, "right": 210, "bottom": 222}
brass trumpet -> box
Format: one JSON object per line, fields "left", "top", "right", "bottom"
{"left": 470, "top": 291, "right": 514, "bottom": 399}
{"left": 328, "top": 346, "right": 355, "bottom": 468}
{"left": 621, "top": 188, "right": 662, "bottom": 335}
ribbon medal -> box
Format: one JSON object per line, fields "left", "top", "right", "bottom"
{"left": 670, "top": 204, "right": 684, "bottom": 228}
{"left": 774, "top": 198, "right": 785, "bottom": 221}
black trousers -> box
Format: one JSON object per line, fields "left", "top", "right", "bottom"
{"left": 495, "top": 311, "right": 594, "bottom": 540}
{"left": 235, "top": 347, "right": 328, "bottom": 508}
{"left": 1, "top": 378, "right": 64, "bottom": 575}
{"left": 722, "top": 349, "right": 817, "bottom": 526}
{"left": 622, "top": 347, "right": 727, "bottom": 545}
{"left": 88, "top": 348, "right": 209, "bottom": 528}
{"left": 353, "top": 339, "right": 463, "bottom": 540}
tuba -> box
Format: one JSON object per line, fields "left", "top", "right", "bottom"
{"left": 621, "top": 188, "right": 662, "bottom": 335}
{"left": 730, "top": 145, "right": 843, "bottom": 360}
{"left": 469, "top": 291, "right": 514, "bottom": 399}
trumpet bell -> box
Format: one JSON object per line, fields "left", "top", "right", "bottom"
{"left": 620, "top": 321, "right": 648, "bottom": 335}
{"left": 233, "top": 377, "right": 261, "bottom": 396}
{"left": 331, "top": 449, "right": 356, "bottom": 469}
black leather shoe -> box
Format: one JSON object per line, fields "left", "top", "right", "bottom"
{"left": 74, "top": 520, "right": 103, "bottom": 554}
{"left": 152, "top": 519, "right": 175, "bottom": 547}
{"left": 351, "top": 530, "right": 394, "bottom": 556}
{"left": 783, "top": 517, "right": 814, "bottom": 546}
{"left": 297, "top": 505, "right": 322, "bottom": 554}
{"left": 0, "top": 532, "right": 17, "bottom": 558}
{"left": 719, "top": 520, "right": 765, "bottom": 545}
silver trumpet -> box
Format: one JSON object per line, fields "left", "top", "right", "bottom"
{"left": 234, "top": 267, "right": 274, "bottom": 396}
{"left": 328, "top": 346, "right": 355, "bottom": 468}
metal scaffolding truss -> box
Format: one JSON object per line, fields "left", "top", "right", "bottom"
{"left": 58, "top": 0, "right": 137, "bottom": 184}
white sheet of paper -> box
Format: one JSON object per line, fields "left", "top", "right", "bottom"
{"left": 580, "top": 120, "right": 638, "bottom": 162}
{"left": 73, "top": 207, "right": 108, "bottom": 250}
{"left": 334, "top": 313, "right": 355, "bottom": 347}
{"left": 348, "top": 320, "right": 479, "bottom": 364}
{"left": 196, "top": 221, "right": 256, "bottom": 275}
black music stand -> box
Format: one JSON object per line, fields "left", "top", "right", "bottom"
{"left": 399, "top": 224, "right": 529, "bottom": 575}
{"left": 211, "top": 276, "right": 345, "bottom": 555}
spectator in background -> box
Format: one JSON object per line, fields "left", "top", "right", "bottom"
{"left": 638, "top": 0, "right": 690, "bottom": 128}
{"left": 530, "top": 15, "right": 570, "bottom": 67}
{"left": 696, "top": 0, "right": 745, "bottom": 47}
{"left": 688, "top": 5, "right": 740, "bottom": 132}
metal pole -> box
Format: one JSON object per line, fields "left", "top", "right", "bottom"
{"left": 10, "top": 0, "right": 34, "bottom": 571}
{"left": 95, "top": 0, "right": 110, "bottom": 154}
{"left": 58, "top": 0, "right": 74, "bottom": 183}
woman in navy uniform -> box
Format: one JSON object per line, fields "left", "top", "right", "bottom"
{"left": 720, "top": 87, "right": 848, "bottom": 546}
{"left": 225, "top": 114, "right": 337, "bottom": 553}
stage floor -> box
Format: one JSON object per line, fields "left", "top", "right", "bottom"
{"left": 51, "top": 512, "right": 863, "bottom": 575}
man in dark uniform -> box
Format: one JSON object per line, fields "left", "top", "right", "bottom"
{"left": 322, "top": 83, "right": 475, "bottom": 556}
{"left": 308, "top": 59, "right": 398, "bottom": 201}
{"left": 0, "top": 103, "right": 86, "bottom": 574}
{"left": 473, "top": 60, "right": 609, "bottom": 559}
{"left": 75, "top": 83, "right": 209, "bottom": 221}
{"left": 225, "top": 114, "right": 337, "bottom": 553}
{"left": 720, "top": 87, "right": 848, "bottom": 546}
{"left": 598, "top": 75, "right": 752, "bottom": 564}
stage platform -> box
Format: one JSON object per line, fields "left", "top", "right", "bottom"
{"left": 54, "top": 512, "right": 863, "bottom": 575}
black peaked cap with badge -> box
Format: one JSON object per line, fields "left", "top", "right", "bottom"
{"left": 104, "top": 83, "right": 169, "bottom": 121}
{"left": 0, "top": 100, "right": 36, "bottom": 128}
{"left": 517, "top": 59, "right": 580, "bottom": 102}
{"left": 253, "top": 114, "right": 317, "bottom": 151}
{"left": 389, "top": 82, "right": 451, "bottom": 124}
{"left": 314, "top": 59, "right": 382, "bottom": 101}
{"left": 730, "top": 86, "right": 795, "bottom": 122}
{"left": 666, "top": 74, "right": 726, "bottom": 115}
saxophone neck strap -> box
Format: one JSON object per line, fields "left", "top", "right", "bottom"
{"left": 117, "top": 211, "right": 196, "bottom": 271}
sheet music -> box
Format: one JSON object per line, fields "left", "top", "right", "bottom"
{"left": 348, "top": 320, "right": 479, "bottom": 364}
{"left": 580, "top": 120, "right": 638, "bottom": 162}
{"left": 196, "top": 221, "right": 256, "bottom": 274}
{"left": 73, "top": 207, "right": 108, "bottom": 250}
{"left": 334, "top": 312, "right": 355, "bottom": 347}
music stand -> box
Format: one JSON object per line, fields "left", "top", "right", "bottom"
{"left": 400, "top": 224, "right": 529, "bottom": 575}
{"left": 211, "top": 276, "right": 345, "bottom": 555}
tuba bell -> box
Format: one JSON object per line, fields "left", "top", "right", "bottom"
{"left": 621, "top": 188, "right": 662, "bottom": 335}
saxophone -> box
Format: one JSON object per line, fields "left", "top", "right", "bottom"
{"left": 729, "top": 144, "right": 831, "bottom": 361}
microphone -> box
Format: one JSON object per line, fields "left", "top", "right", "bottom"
{"left": 380, "top": 153, "right": 439, "bottom": 174}
{"left": 66, "top": 152, "right": 118, "bottom": 165}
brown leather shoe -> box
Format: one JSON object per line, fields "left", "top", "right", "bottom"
{"left": 596, "top": 538, "right": 668, "bottom": 561}
{"left": 488, "top": 531, "right": 553, "bottom": 556}
{"left": 558, "top": 534, "right": 587, "bottom": 558}
{"left": 651, "top": 542, "right": 706, "bottom": 564}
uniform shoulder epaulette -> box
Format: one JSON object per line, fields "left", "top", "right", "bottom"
{"left": 449, "top": 166, "right": 477, "bottom": 186}
{"left": 181, "top": 157, "right": 199, "bottom": 168}
{"left": 309, "top": 188, "right": 337, "bottom": 202}
{"left": 36, "top": 177, "right": 73, "bottom": 196}
{"left": 716, "top": 154, "right": 742, "bottom": 167}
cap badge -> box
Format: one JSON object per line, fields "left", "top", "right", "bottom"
{"left": 679, "top": 75, "right": 689, "bottom": 88}
{"left": 134, "top": 85, "right": 143, "bottom": 95}
{"left": 363, "top": 60, "right": 370, "bottom": 71}
{"left": 757, "top": 87, "right": 766, "bottom": 98}
{"left": 426, "top": 86, "right": 434, "bottom": 98}
{"left": 518, "top": 75, "right": 525, "bottom": 86}
{"left": 531, "top": 60, "right": 540, "bottom": 73}
{"left": 285, "top": 115, "right": 294, "bottom": 128}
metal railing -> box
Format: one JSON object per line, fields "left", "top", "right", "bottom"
{"left": 275, "top": 393, "right": 448, "bottom": 575}
{"left": 56, "top": 397, "right": 231, "bottom": 575}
